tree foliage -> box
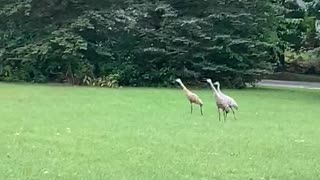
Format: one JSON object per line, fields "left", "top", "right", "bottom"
{"left": 278, "top": 0, "right": 320, "bottom": 51}
{"left": 0, "top": 0, "right": 284, "bottom": 88}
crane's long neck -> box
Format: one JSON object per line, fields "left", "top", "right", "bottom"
{"left": 216, "top": 83, "right": 222, "bottom": 94}
{"left": 178, "top": 81, "right": 189, "bottom": 93}
{"left": 209, "top": 82, "right": 219, "bottom": 95}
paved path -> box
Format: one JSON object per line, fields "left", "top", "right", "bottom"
{"left": 258, "top": 80, "right": 320, "bottom": 90}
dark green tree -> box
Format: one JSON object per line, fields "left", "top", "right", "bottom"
{"left": 0, "top": 0, "right": 283, "bottom": 88}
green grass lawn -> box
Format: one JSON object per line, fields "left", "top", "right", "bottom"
{"left": 1, "top": 83, "right": 320, "bottom": 180}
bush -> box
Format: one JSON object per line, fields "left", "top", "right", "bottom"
{"left": 0, "top": 0, "right": 281, "bottom": 88}
{"left": 82, "top": 74, "right": 120, "bottom": 88}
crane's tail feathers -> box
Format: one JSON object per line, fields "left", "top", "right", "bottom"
{"left": 199, "top": 99, "right": 204, "bottom": 106}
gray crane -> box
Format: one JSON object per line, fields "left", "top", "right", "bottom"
{"left": 214, "top": 81, "right": 239, "bottom": 120}
{"left": 206, "top": 79, "right": 230, "bottom": 121}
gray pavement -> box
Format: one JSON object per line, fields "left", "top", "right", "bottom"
{"left": 257, "top": 80, "right": 320, "bottom": 90}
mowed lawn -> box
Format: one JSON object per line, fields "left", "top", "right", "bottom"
{"left": 0, "top": 83, "right": 320, "bottom": 180}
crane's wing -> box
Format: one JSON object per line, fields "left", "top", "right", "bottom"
{"left": 189, "top": 93, "right": 203, "bottom": 105}
{"left": 223, "top": 94, "right": 238, "bottom": 110}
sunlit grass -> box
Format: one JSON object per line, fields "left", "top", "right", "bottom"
{"left": 0, "top": 83, "right": 320, "bottom": 179}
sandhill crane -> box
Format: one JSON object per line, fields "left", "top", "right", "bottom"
{"left": 175, "top": 78, "right": 203, "bottom": 115}
{"left": 206, "top": 79, "right": 230, "bottom": 121}
{"left": 214, "top": 81, "right": 238, "bottom": 120}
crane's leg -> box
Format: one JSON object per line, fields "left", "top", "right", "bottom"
{"left": 232, "top": 108, "right": 237, "bottom": 120}
{"left": 200, "top": 105, "right": 203, "bottom": 116}
{"left": 190, "top": 103, "right": 193, "bottom": 114}
{"left": 218, "top": 109, "right": 221, "bottom": 121}
{"left": 223, "top": 111, "right": 227, "bottom": 122}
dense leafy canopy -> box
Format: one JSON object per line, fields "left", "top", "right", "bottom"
{"left": 1, "top": 0, "right": 317, "bottom": 88}
{"left": 279, "top": 0, "right": 319, "bottom": 50}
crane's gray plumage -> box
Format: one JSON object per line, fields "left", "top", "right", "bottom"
{"left": 214, "top": 81, "right": 238, "bottom": 120}
{"left": 206, "top": 79, "right": 230, "bottom": 121}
